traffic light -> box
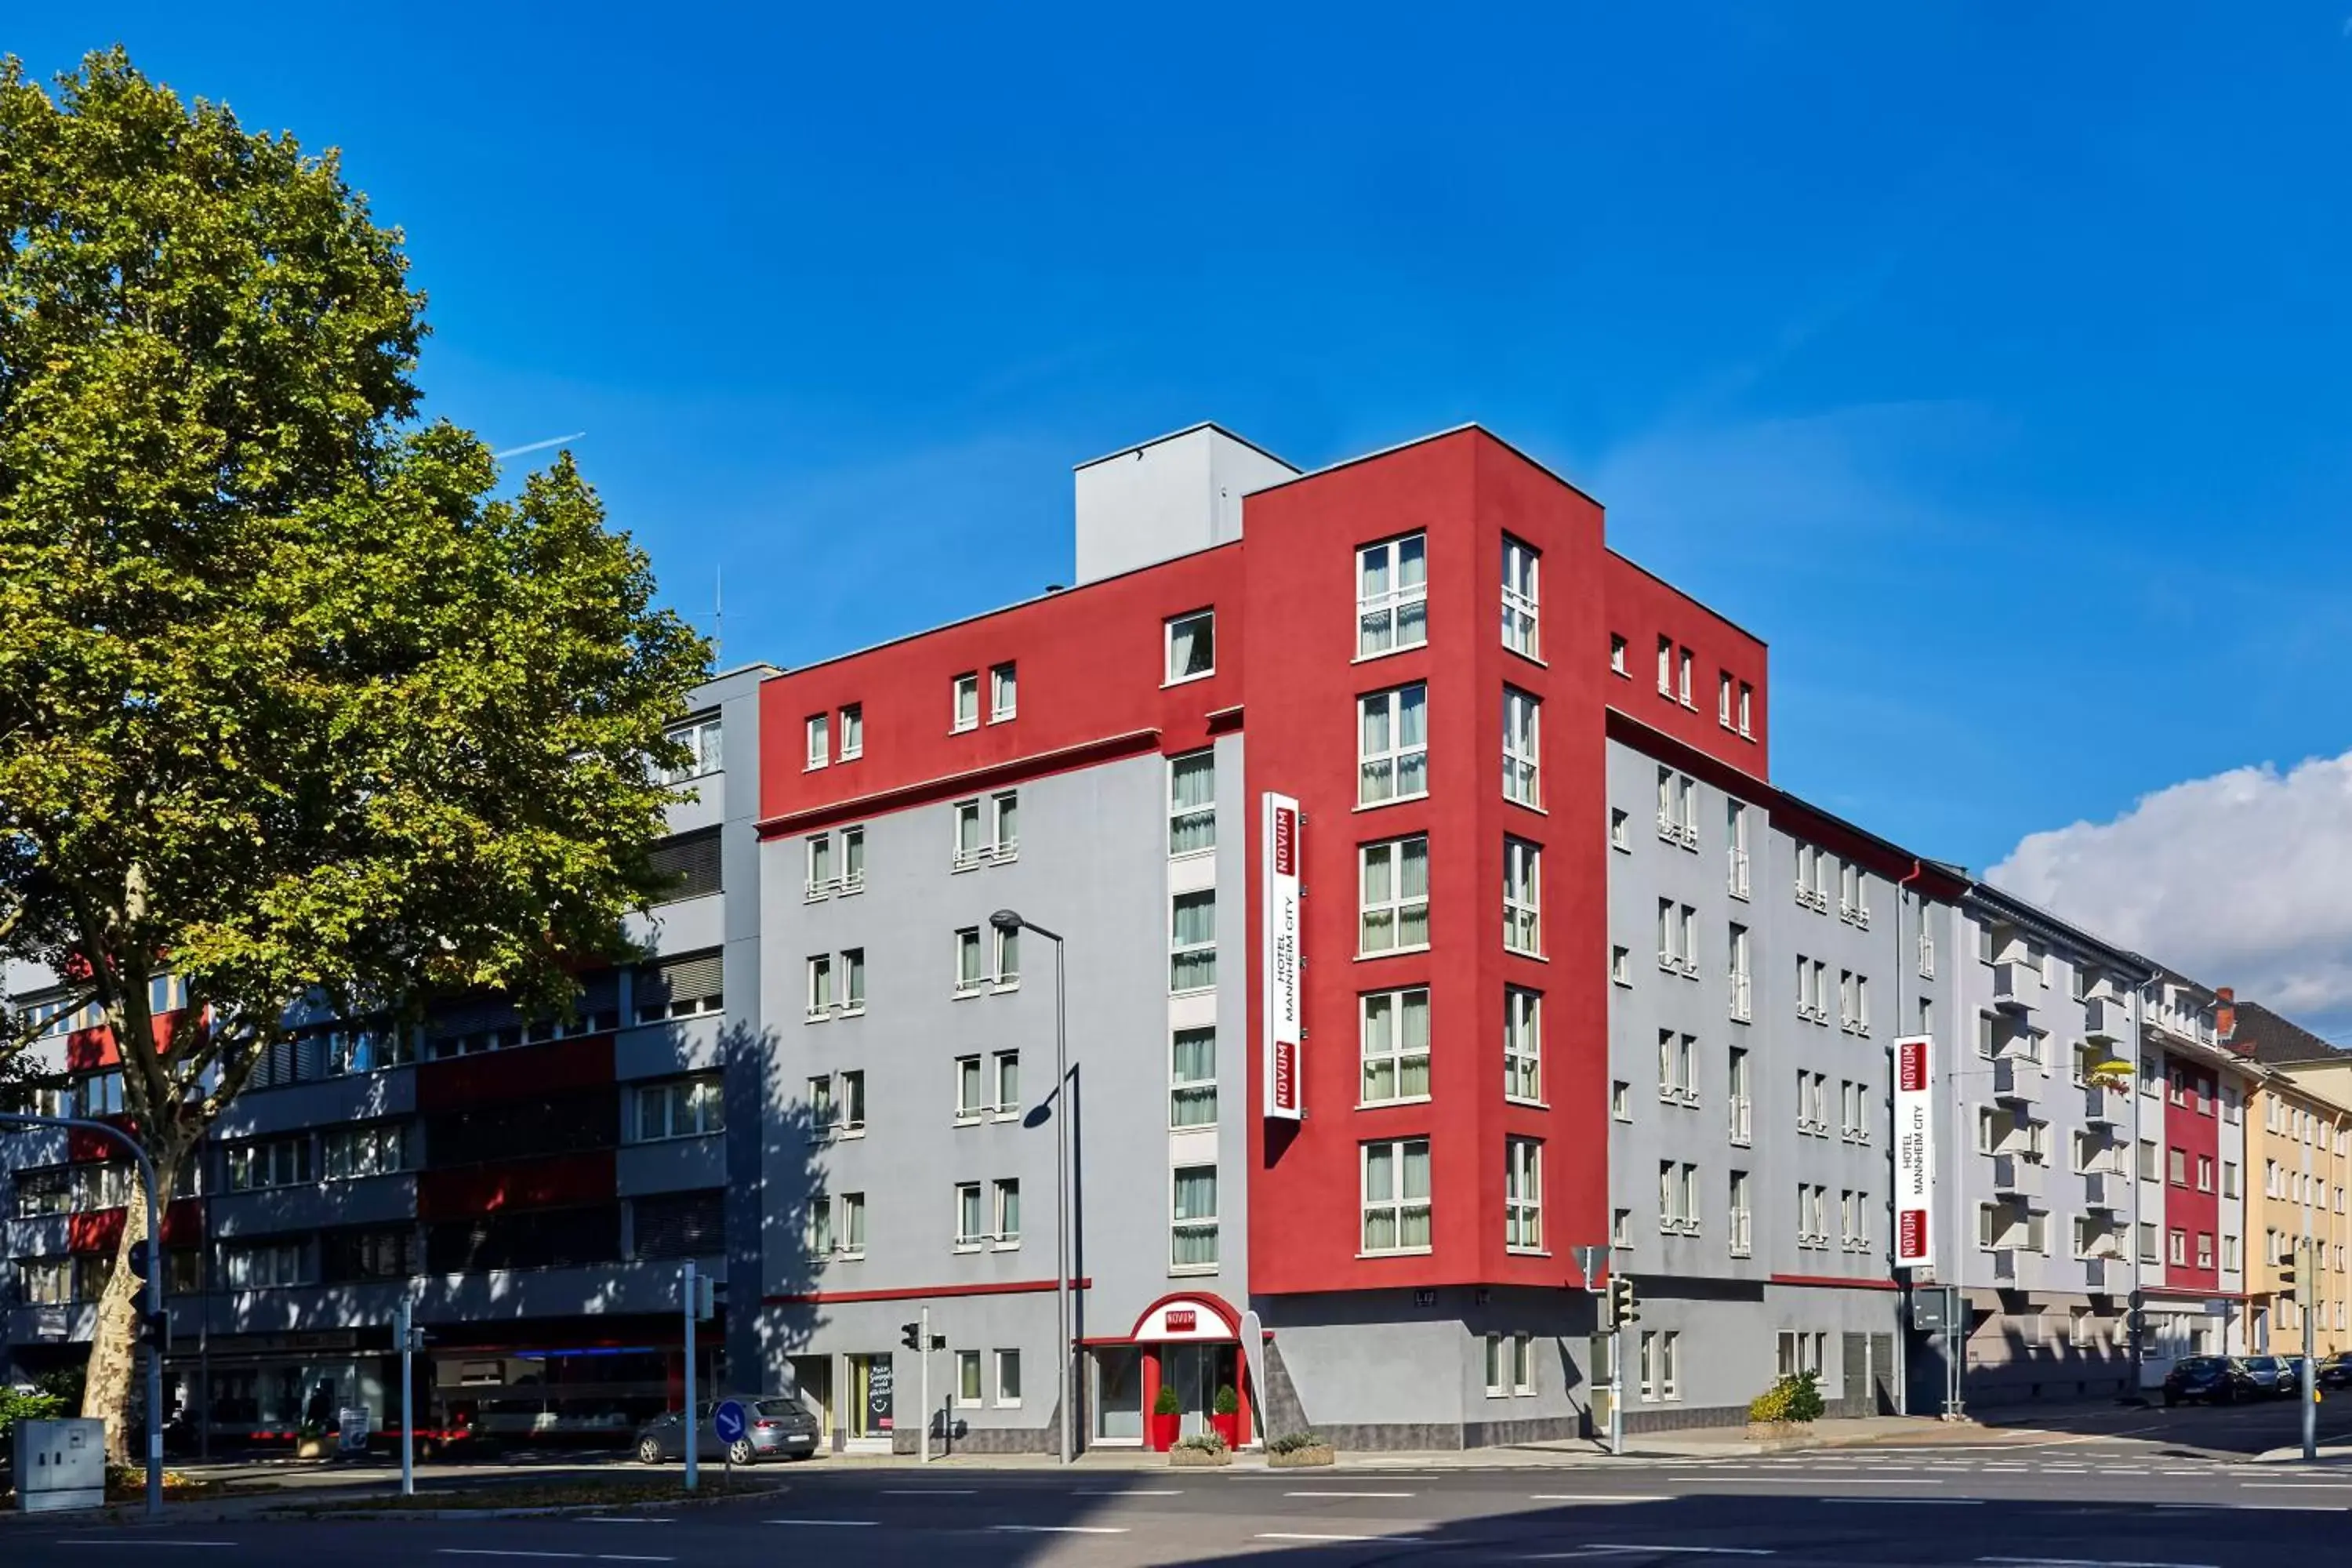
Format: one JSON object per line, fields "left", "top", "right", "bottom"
{"left": 124, "top": 1239, "right": 151, "bottom": 1283}
{"left": 137, "top": 1308, "right": 168, "bottom": 1348}
{"left": 2280, "top": 1242, "right": 2303, "bottom": 1306}
{"left": 692, "top": 1274, "right": 717, "bottom": 1322}
{"left": 901, "top": 1321, "right": 924, "bottom": 1351}
{"left": 1607, "top": 1275, "right": 1640, "bottom": 1330}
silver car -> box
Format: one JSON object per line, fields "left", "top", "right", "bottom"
{"left": 635, "top": 1396, "right": 819, "bottom": 1465}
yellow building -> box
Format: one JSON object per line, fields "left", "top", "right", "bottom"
{"left": 2235, "top": 996, "right": 2352, "bottom": 1358}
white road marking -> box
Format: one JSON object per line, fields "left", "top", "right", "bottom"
{"left": 1846, "top": 1498, "right": 1984, "bottom": 1505}
{"left": 1529, "top": 1494, "right": 1671, "bottom": 1504}
{"left": 582, "top": 1518, "right": 671, "bottom": 1524}
{"left": 881, "top": 1488, "right": 977, "bottom": 1495}
{"left": 1575, "top": 1547, "right": 1774, "bottom": 1558}
{"left": 1979, "top": 1557, "right": 2219, "bottom": 1567}
{"left": 764, "top": 1519, "right": 877, "bottom": 1526}
{"left": 1286, "top": 1489, "right": 1416, "bottom": 1498}
{"left": 1076, "top": 1487, "right": 1182, "bottom": 1495}
{"left": 991, "top": 1525, "right": 1131, "bottom": 1535}
{"left": 63, "top": 1544, "right": 237, "bottom": 1551}
{"left": 2241, "top": 1482, "right": 2352, "bottom": 1489}
{"left": 1258, "top": 1532, "right": 1417, "bottom": 1544}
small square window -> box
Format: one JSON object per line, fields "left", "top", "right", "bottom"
{"left": 989, "top": 662, "right": 1018, "bottom": 722}
{"left": 804, "top": 713, "right": 829, "bottom": 771}
{"left": 837, "top": 704, "right": 863, "bottom": 760}
{"left": 952, "top": 673, "right": 979, "bottom": 732}
{"left": 1167, "top": 610, "right": 1215, "bottom": 683}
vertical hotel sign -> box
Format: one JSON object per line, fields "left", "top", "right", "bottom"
{"left": 1262, "top": 793, "right": 1303, "bottom": 1120}
{"left": 1893, "top": 1033, "right": 1934, "bottom": 1272}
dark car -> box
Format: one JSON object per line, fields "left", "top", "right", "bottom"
{"left": 2318, "top": 1352, "right": 2352, "bottom": 1392}
{"left": 2239, "top": 1355, "right": 2296, "bottom": 1397}
{"left": 2163, "top": 1355, "right": 2256, "bottom": 1406}
{"left": 635, "top": 1395, "right": 818, "bottom": 1465}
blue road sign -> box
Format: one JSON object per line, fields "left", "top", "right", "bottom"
{"left": 712, "top": 1399, "right": 747, "bottom": 1445}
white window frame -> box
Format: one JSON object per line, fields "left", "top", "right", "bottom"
{"left": 1170, "top": 889, "right": 1218, "bottom": 993}
{"left": 1729, "top": 924, "right": 1751, "bottom": 1022}
{"left": 1359, "top": 986, "right": 1432, "bottom": 1105}
{"left": 993, "top": 1177, "right": 1022, "bottom": 1247}
{"left": 1610, "top": 807, "right": 1630, "bottom": 851}
{"left": 633, "top": 1077, "right": 724, "bottom": 1142}
{"left": 1360, "top": 1138, "right": 1432, "bottom": 1255}
{"left": 1730, "top": 1170, "right": 1753, "bottom": 1257}
{"left": 1501, "top": 534, "right": 1539, "bottom": 658}
{"left": 1171, "top": 1163, "right": 1220, "bottom": 1272}
{"left": 989, "top": 662, "right": 1018, "bottom": 723}
{"left": 1356, "top": 532, "right": 1428, "bottom": 658}
{"left": 1737, "top": 681, "right": 1753, "bottom": 737}
{"left": 994, "top": 1348, "right": 1022, "bottom": 1408}
{"left": 955, "top": 1181, "right": 985, "bottom": 1250}
{"left": 1357, "top": 683, "right": 1429, "bottom": 805}
{"left": 804, "top": 713, "right": 829, "bottom": 771}
{"left": 1166, "top": 609, "right": 1216, "bottom": 684}
{"left": 1168, "top": 750, "right": 1216, "bottom": 856}
{"left": 1504, "top": 986, "right": 1542, "bottom": 1104}
{"left": 1502, "top": 687, "right": 1541, "bottom": 808}
{"left": 1170, "top": 1027, "right": 1217, "bottom": 1129}
{"left": 1728, "top": 1047, "right": 1752, "bottom": 1145}
{"left": 837, "top": 703, "right": 862, "bottom": 760}
{"left": 1610, "top": 633, "right": 1628, "bottom": 676}
{"left": 1505, "top": 1137, "right": 1543, "bottom": 1252}
{"left": 952, "top": 672, "right": 980, "bottom": 732}
{"left": 1359, "top": 835, "right": 1431, "bottom": 956}
{"left": 1503, "top": 837, "right": 1541, "bottom": 956}
{"left": 1657, "top": 635, "right": 1673, "bottom": 695}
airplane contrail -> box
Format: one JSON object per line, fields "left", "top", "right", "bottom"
{"left": 491, "top": 431, "right": 587, "bottom": 460}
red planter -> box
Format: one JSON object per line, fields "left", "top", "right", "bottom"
{"left": 1209, "top": 1412, "right": 1241, "bottom": 1448}
{"left": 1148, "top": 1412, "right": 1181, "bottom": 1452}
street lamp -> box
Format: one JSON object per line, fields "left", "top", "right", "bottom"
{"left": 989, "top": 908, "right": 1073, "bottom": 1465}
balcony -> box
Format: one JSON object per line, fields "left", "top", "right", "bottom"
{"left": 2083, "top": 996, "right": 2123, "bottom": 1041}
{"left": 1992, "top": 961, "right": 2041, "bottom": 1012}
{"left": 2083, "top": 1083, "right": 2122, "bottom": 1126}
{"left": 1993, "top": 1057, "right": 2038, "bottom": 1102}
{"left": 1992, "top": 1153, "right": 2045, "bottom": 1200}
{"left": 2082, "top": 1171, "right": 2118, "bottom": 1210}
{"left": 2082, "top": 1257, "right": 2114, "bottom": 1294}
{"left": 1993, "top": 1247, "right": 2020, "bottom": 1284}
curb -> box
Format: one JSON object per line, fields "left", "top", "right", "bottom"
{"left": 260, "top": 1483, "right": 796, "bottom": 1522}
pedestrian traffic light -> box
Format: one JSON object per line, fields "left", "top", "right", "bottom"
{"left": 1607, "top": 1276, "right": 1640, "bottom": 1329}
{"left": 693, "top": 1274, "right": 717, "bottom": 1321}
{"left": 901, "top": 1321, "right": 924, "bottom": 1351}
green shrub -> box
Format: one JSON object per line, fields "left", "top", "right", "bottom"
{"left": 1265, "top": 1430, "right": 1328, "bottom": 1455}
{"left": 1174, "top": 1430, "right": 1228, "bottom": 1454}
{"left": 1746, "top": 1370, "right": 1824, "bottom": 1424}
{"left": 1153, "top": 1385, "right": 1181, "bottom": 1416}
{"left": 0, "top": 1386, "right": 65, "bottom": 1443}
{"left": 1213, "top": 1384, "right": 1240, "bottom": 1416}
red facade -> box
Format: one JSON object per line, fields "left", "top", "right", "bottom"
{"left": 2159, "top": 1052, "right": 2223, "bottom": 1294}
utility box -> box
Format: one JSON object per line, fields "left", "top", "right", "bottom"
{"left": 14, "top": 1417, "right": 107, "bottom": 1513}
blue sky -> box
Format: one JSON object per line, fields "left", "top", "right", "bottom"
{"left": 16, "top": 7, "right": 2352, "bottom": 1006}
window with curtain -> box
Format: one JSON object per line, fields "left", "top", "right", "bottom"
{"left": 1170, "top": 891, "right": 1217, "bottom": 992}
{"left": 1171, "top": 1028, "right": 1217, "bottom": 1127}
{"left": 1503, "top": 687, "right": 1540, "bottom": 806}
{"left": 1358, "top": 684, "right": 1428, "bottom": 804}
{"left": 1504, "top": 986, "right": 1541, "bottom": 1102}
{"left": 1360, "top": 987, "right": 1431, "bottom": 1103}
{"left": 1167, "top": 610, "right": 1215, "bottom": 682}
{"left": 1362, "top": 1138, "right": 1432, "bottom": 1252}
{"left": 1172, "top": 1165, "right": 1219, "bottom": 1269}
{"left": 1501, "top": 535, "right": 1539, "bottom": 656}
{"left": 1503, "top": 837, "right": 1541, "bottom": 955}
{"left": 1356, "top": 533, "right": 1428, "bottom": 656}
{"left": 1168, "top": 751, "right": 1216, "bottom": 855}
{"left": 956, "top": 1182, "right": 984, "bottom": 1247}
{"left": 1359, "top": 835, "right": 1430, "bottom": 954}
{"left": 1505, "top": 1138, "right": 1543, "bottom": 1250}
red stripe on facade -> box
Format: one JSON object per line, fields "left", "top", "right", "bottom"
{"left": 754, "top": 728, "right": 1164, "bottom": 840}
{"left": 416, "top": 1033, "right": 615, "bottom": 1111}
{"left": 763, "top": 1276, "right": 1090, "bottom": 1307}
{"left": 1770, "top": 1272, "right": 1899, "bottom": 1291}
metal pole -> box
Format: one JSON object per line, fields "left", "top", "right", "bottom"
{"left": 2305, "top": 1131, "right": 2318, "bottom": 1462}
{"left": 1608, "top": 1327, "right": 1624, "bottom": 1457}
{"left": 0, "top": 1113, "right": 165, "bottom": 1518}
{"left": 919, "top": 1305, "right": 932, "bottom": 1465}
{"left": 1054, "top": 931, "right": 1072, "bottom": 1467}
{"left": 683, "top": 1259, "right": 699, "bottom": 1493}
{"left": 397, "top": 1298, "right": 415, "bottom": 1496}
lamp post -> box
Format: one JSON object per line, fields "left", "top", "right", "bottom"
{"left": 989, "top": 909, "right": 1073, "bottom": 1465}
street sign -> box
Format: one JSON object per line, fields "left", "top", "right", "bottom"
{"left": 712, "top": 1399, "right": 747, "bottom": 1446}
{"left": 1573, "top": 1244, "right": 1605, "bottom": 1290}
{"left": 1911, "top": 1285, "right": 1958, "bottom": 1331}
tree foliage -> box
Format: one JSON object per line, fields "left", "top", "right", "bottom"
{"left": 0, "top": 48, "right": 710, "bottom": 1457}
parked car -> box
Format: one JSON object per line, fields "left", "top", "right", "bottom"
{"left": 635, "top": 1396, "right": 818, "bottom": 1465}
{"left": 2239, "top": 1356, "right": 2296, "bottom": 1397}
{"left": 2162, "top": 1355, "right": 2257, "bottom": 1406}
{"left": 2318, "top": 1352, "right": 2352, "bottom": 1392}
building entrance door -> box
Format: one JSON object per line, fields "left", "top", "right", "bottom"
{"left": 1160, "top": 1342, "right": 1236, "bottom": 1438}
{"left": 1094, "top": 1347, "right": 1142, "bottom": 1443}
{"left": 789, "top": 1355, "right": 833, "bottom": 1444}
{"left": 846, "top": 1353, "right": 893, "bottom": 1450}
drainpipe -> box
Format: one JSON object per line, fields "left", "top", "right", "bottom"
{"left": 2130, "top": 974, "right": 2148, "bottom": 1396}
{"left": 1894, "top": 861, "right": 1924, "bottom": 1417}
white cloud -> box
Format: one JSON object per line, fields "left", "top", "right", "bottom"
{"left": 1988, "top": 751, "right": 2352, "bottom": 1036}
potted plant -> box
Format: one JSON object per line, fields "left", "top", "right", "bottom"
{"left": 1170, "top": 1430, "right": 1231, "bottom": 1468}
{"left": 1265, "top": 1429, "right": 1334, "bottom": 1468}
{"left": 293, "top": 1421, "right": 331, "bottom": 1461}
{"left": 1744, "top": 1370, "right": 1825, "bottom": 1440}
{"left": 1210, "top": 1384, "right": 1242, "bottom": 1448}
{"left": 1149, "top": 1383, "right": 1182, "bottom": 1451}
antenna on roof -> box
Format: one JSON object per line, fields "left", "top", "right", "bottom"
{"left": 713, "top": 565, "right": 724, "bottom": 668}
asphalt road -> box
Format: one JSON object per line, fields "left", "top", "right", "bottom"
{"left": 14, "top": 1440, "right": 2352, "bottom": 1568}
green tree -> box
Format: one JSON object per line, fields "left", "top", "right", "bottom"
{"left": 0, "top": 49, "right": 710, "bottom": 1461}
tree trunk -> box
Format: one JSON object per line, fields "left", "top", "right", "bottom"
{"left": 82, "top": 1142, "right": 185, "bottom": 1467}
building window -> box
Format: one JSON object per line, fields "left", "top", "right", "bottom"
{"left": 2169, "top": 1228, "right": 2187, "bottom": 1266}
{"left": 837, "top": 703, "right": 862, "bottom": 760}
{"left": 1657, "top": 899, "right": 1698, "bottom": 976}
{"left": 1729, "top": 1047, "right": 1752, "bottom": 1145}
{"left": 1504, "top": 986, "right": 1541, "bottom": 1102}
{"left": 956, "top": 1350, "right": 983, "bottom": 1405}
{"left": 1795, "top": 956, "right": 1828, "bottom": 1022}
{"left": 1840, "top": 1189, "right": 1871, "bottom": 1252}
{"left": 1501, "top": 535, "right": 1539, "bottom": 657}
{"left": 1730, "top": 1170, "right": 1753, "bottom": 1256}
{"left": 989, "top": 662, "right": 1018, "bottom": 722}
{"left": 1610, "top": 807, "right": 1630, "bottom": 851}
{"left": 1505, "top": 1138, "right": 1543, "bottom": 1251}
{"left": 1655, "top": 767, "right": 1697, "bottom": 847}
{"left": 956, "top": 1182, "right": 985, "bottom": 1249}
{"left": 993, "top": 926, "right": 1021, "bottom": 989}
{"left": 1168, "top": 750, "right": 1216, "bottom": 855}
{"left": 1171, "top": 890, "right": 1218, "bottom": 992}
{"left": 995, "top": 1349, "right": 1022, "bottom": 1407}
{"left": 1358, "top": 683, "right": 1429, "bottom": 804}
{"left": 1726, "top": 802, "right": 1751, "bottom": 898}
{"left": 993, "top": 1051, "right": 1019, "bottom": 1116}
{"left": 225, "top": 1138, "right": 313, "bottom": 1192}
{"left": 1610, "top": 946, "right": 1632, "bottom": 986}
{"left": 1656, "top": 1030, "right": 1697, "bottom": 1105}
{"left": 1610, "top": 633, "right": 1628, "bottom": 675}
{"left": 951, "top": 790, "right": 1021, "bottom": 869}
{"left": 1656, "top": 634, "right": 1673, "bottom": 695}
{"left": 1612, "top": 1081, "right": 1632, "bottom": 1121}
{"left": 1503, "top": 837, "right": 1541, "bottom": 956}
{"left": 1659, "top": 1160, "right": 1699, "bottom": 1233}
{"left": 1167, "top": 609, "right": 1216, "bottom": 683}
{"left": 1798, "top": 1070, "right": 1829, "bottom": 1134}
{"left": 1502, "top": 688, "right": 1541, "bottom": 807}
{"left": 321, "top": 1124, "right": 407, "bottom": 1180}
{"left": 804, "top": 713, "right": 829, "bottom": 770}
{"left": 1172, "top": 1165, "right": 1219, "bottom": 1270}
{"left": 1678, "top": 646, "right": 1693, "bottom": 706}
{"left": 804, "top": 826, "right": 866, "bottom": 898}
{"left": 837, "top": 1192, "right": 868, "bottom": 1258}
{"left": 1793, "top": 844, "right": 1830, "bottom": 912}
{"left": 994, "top": 1178, "right": 1022, "bottom": 1247}
{"left": 1840, "top": 1080, "right": 1871, "bottom": 1145}
{"left": 1360, "top": 987, "right": 1432, "bottom": 1103}
{"left": 1613, "top": 1207, "right": 1632, "bottom": 1247}
{"left": 1797, "top": 1182, "right": 1828, "bottom": 1248}
{"left": 955, "top": 1055, "right": 986, "bottom": 1123}
{"left": 1359, "top": 836, "right": 1431, "bottom": 954}
{"left": 805, "top": 949, "right": 864, "bottom": 1018}
{"left": 1171, "top": 1028, "right": 1217, "bottom": 1127}
{"left": 1737, "top": 682, "right": 1753, "bottom": 737}
{"left": 1776, "top": 1330, "right": 1826, "bottom": 1379}
{"left": 1718, "top": 671, "right": 1733, "bottom": 728}
{"left": 223, "top": 1241, "right": 308, "bottom": 1290}
{"left": 635, "top": 950, "right": 724, "bottom": 1022}
{"left": 1361, "top": 1138, "right": 1433, "bottom": 1254}
{"left": 954, "top": 927, "right": 1017, "bottom": 996}
{"left": 635, "top": 1076, "right": 724, "bottom": 1142}
{"left": 1484, "top": 1333, "right": 1537, "bottom": 1397}
{"left": 952, "top": 671, "right": 980, "bottom": 732}
{"left": 811, "top": 1069, "right": 866, "bottom": 1137}
{"left": 1357, "top": 533, "right": 1428, "bottom": 656}
{"left": 1728, "top": 924, "right": 1751, "bottom": 1021}
{"left": 658, "top": 713, "right": 723, "bottom": 784}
